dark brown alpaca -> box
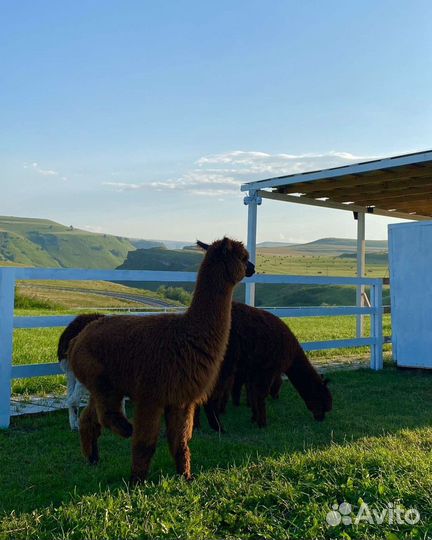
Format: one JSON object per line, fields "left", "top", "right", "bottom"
{"left": 68, "top": 237, "right": 254, "bottom": 483}
{"left": 202, "top": 302, "right": 332, "bottom": 431}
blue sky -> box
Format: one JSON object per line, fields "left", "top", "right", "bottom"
{"left": 1, "top": 0, "right": 431, "bottom": 243}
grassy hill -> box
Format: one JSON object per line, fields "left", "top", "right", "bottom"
{"left": 118, "top": 247, "right": 202, "bottom": 272}
{"left": 0, "top": 216, "right": 162, "bottom": 269}
{"left": 117, "top": 244, "right": 389, "bottom": 307}
{"left": 259, "top": 237, "right": 388, "bottom": 257}
{"left": 116, "top": 247, "right": 203, "bottom": 292}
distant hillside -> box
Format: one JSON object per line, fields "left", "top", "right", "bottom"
{"left": 0, "top": 216, "right": 157, "bottom": 268}
{"left": 257, "top": 241, "right": 297, "bottom": 248}
{"left": 116, "top": 247, "right": 203, "bottom": 292}
{"left": 130, "top": 239, "right": 166, "bottom": 250}
{"left": 339, "top": 251, "right": 388, "bottom": 264}
{"left": 259, "top": 237, "right": 387, "bottom": 257}
{"left": 117, "top": 247, "right": 203, "bottom": 272}
{"left": 159, "top": 240, "right": 194, "bottom": 250}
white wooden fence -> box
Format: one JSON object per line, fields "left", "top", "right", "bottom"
{"left": 0, "top": 267, "right": 383, "bottom": 428}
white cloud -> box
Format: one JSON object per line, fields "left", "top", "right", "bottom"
{"left": 103, "top": 172, "right": 242, "bottom": 196}
{"left": 195, "top": 150, "right": 378, "bottom": 176}
{"left": 24, "top": 162, "right": 67, "bottom": 180}
{"left": 103, "top": 150, "right": 377, "bottom": 198}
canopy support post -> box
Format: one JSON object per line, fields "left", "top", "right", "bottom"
{"left": 354, "top": 211, "right": 366, "bottom": 337}
{"left": 244, "top": 190, "right": 262, "bottom": 306}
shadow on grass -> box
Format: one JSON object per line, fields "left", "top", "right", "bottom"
{"left": 1, "top": 366, "right": 432, "bottom": 515}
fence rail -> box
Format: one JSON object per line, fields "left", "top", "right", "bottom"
{"left": 0, "top": 267, "right": 383, "bottom": 428}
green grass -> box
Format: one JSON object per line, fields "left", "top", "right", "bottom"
{"left": 257, "top": 253, "right": 388, "bottom": 278}
{"left": 15, "top": 280, "right": 183, "bottom": 311}
{"left": 1, "top": 368, "right": 432, "bottom": 539}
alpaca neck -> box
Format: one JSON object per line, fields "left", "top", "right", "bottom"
{"left": 186, "top": 262, "right": 234, "bottom": 331}
{"left": 286, "top": 349, "right": 322, "bottom": 402}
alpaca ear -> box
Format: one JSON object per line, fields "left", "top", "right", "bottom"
{"left": 221, "top": 237, "right": 231, "bottom": 256}
{"left": 196, "top": 240, "right": 209, "bottom": 251}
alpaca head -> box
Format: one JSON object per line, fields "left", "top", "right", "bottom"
{"left": 197, "top": 237, "right": 255, "bottom": 284}
{"left": 305, "top": 376, "right": 332, "bottom": 421}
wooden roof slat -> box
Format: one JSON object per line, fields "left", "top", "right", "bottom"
{"left": 378, "top": 200, "right": 432, "bottom": 212}
{"left": 349, "top": 187, "right": 432, "bottom": 206}
{"left": 280, "top": 166, "right": 432, "bottom": 196}
{"left": 287, "top": 175, "right": 432, "bottom": 199}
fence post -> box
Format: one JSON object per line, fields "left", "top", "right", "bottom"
{"left": 370, "top": 280, "right": 383, "bottom": 370}
{"left": 0, "top": 268, "right": 16, "bottom": 429}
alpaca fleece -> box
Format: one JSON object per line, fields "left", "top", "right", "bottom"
{"left": 68, "top": 237, "right": 254, "bottom": 483}
{"left": 202, "top": 302, "right": 332, "bottom": 430}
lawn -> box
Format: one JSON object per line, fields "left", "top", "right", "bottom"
{"left": 257, "top": 253, "right": 388, "bottom": 278}
{"left": 1, "top": 367, "right": 432, "bottom": 539}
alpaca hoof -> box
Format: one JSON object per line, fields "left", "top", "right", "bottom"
{"left": 121, "top": 421, "right": 133, "bottom": 439}
{"left": 108, "top": 415, "right": 133, "bottom": 438}
{"left": 88, "top": 454, "right": 99, "bottom": 465}
{"left": 129, "top": 473, "right": 147, "bottom": 486}
{"left": 70, "top": 417, "right": 80, "bottom": 431}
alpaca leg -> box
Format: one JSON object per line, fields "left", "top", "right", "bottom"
{"left": 248, "top": 385, "right": 258, "bottom": 423}
{"left": 79, "top": 397, "right": 102, "bottom": 464}
{"left": 204, "top": 400, "right": 225, "bottom": 433}
{"left": 120, "top": 397, "right": 127, "bottom": 417}
{"left": 250, "top": 382, "right": 270, "bottom": 428}
{"left": 255, "top": 392, "right": 268, "bottom": 428}
{"left": 270, "top": 374, "right": 283, "bottom": 400}
{"left": 165, "top": 404, "right": 195, "bottom": 480}
{"left": 218, "top": 383, "right": 232, "bottom": 414}
{"left": 246, "top": 383, "right": 252, "bottom": 407}
{"left": 65, "top": 368, "right": 80, "bottom": 431}
{"left": 130, "top": 403, "right": 163, "bottom": 484}
{"left": 92, "top": 379, "right": 132, "bottom": 438}
{"left": 232, "top": 374, "right": 243, "bottom": 406}
{"left": 193, "top": 406, "right": 201, "bottom": 431}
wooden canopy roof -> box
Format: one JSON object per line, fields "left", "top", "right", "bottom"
{"left": 241, "top": 150, "right": 432, "bottom": 220}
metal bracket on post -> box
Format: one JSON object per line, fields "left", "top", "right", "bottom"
{"left": 244, "top": 190, "right": 262, "bottom": 306}
{"left": 0, "top": 268, "right": 16, "bottom": 429}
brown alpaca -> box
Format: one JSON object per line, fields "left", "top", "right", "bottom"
{"left": 202, "top": 302, "right": 332, "bottom": 431}
{"left": 68, "top": 237, "right": 254, "bottom": 483}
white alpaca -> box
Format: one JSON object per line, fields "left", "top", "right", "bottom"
{"left": 59, "top": 358, "right": 88, "bottom": 430}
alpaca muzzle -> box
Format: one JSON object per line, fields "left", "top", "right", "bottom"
{"left": 245, "top": 261, "right": 255, "bottom": 277}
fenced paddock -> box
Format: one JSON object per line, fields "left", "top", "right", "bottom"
{"left": 0, "top": 267, "right": 383, "bottom": 429}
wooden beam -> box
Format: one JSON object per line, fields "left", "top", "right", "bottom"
{"left": 257, "top": 190, "right": 432, "bottom": 220}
